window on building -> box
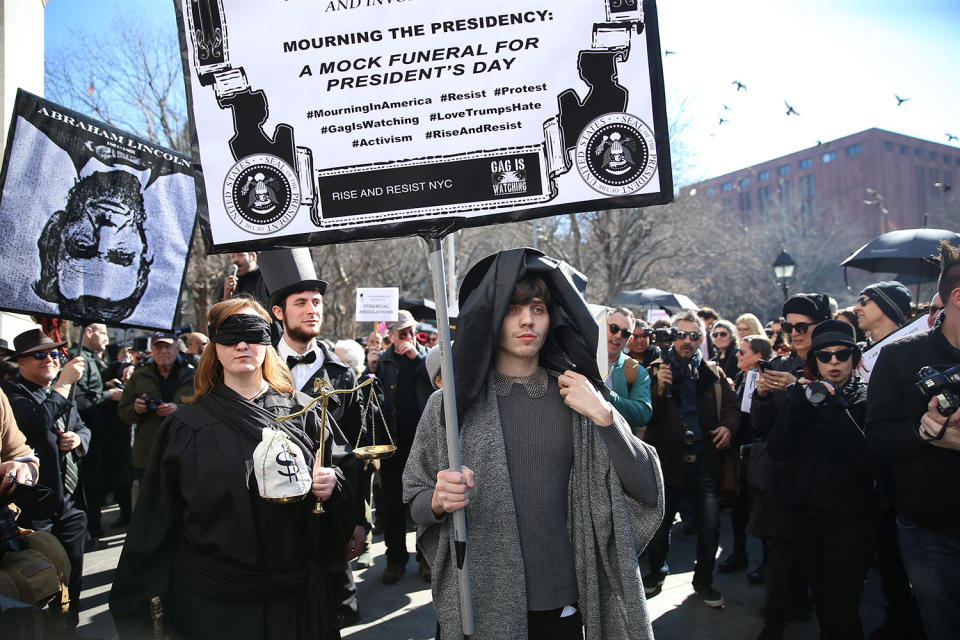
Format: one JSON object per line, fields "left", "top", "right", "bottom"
{"left": 722, "top": 197, "right": 733, "bottom": 215}
{"left": 722, "top": 182, "right": 732, "bottom": 192}
{"left": 778, "top": 164, "right": 790, "bottom": 176}
{"left": 799, "top": 158, "right": 812, "bottom": 169}
{"left": 739, "top": 191, "right": 751, "bottom": 212}
{"left": 930, "top": 151, "right": 937, "bottom": 161}
{"left": 846, "top": 143, "right": 862, "bottom": 156}
{"left": 800, "top": 174, "right": 815, "bottom": 227}
{"left": 759, "top": 170, "right": 770, "bottom": 181}
{"left": 883, "top": 141, "right": 894, "bottom": 151}
{"left": 757, "top": 185, "right": 771, "bottom": 221}
{"left": 706, "top": 186, "right": 716, "bottom": 196}
{"left": 956, "top": 158, "right": 960, "bottom": 167}
{"left": 821, "top": 151, "right": 836, "bottom": 163}
{"left": 945, "top": 154, "right": 952, "bottom": 164}
{"left": 739, "top": 176, "right": 751, "bottom": 187}
{"left": 778, "top": 180, "right": 792, "bottom": 203}
{"left": 916, "top": 166, "right": 927, "bottom": 214}
{"left": 900, "top": 145, "right": 908, "bottom": 154}
{"left": 915, "top": 148, "right": 923, "bottom": 158}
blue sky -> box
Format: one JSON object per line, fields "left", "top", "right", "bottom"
{"left": 45, "top": 0, "right": 960, "bottom": 185}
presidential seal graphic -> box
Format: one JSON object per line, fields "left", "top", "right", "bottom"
{"left": 223, "top": 154, "right": 301, "bottom": 234}
{"left": 575, "top": 113, "right": 657, "bottom": 195}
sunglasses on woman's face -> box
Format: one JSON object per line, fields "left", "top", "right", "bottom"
{"left": 608, "top": 323, "right": 632, "bottom": 340}
{"left": 814, "top": 348, "right": 854, "bottom": 364}
{"left": 782, "top": 321, "right": 814, "bottom": 335}
{"left": 711, "top": 331, "right": 730, "bottom": 338}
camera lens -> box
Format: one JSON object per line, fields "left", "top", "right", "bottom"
{"left": 805, "top": 381, "right": 829, "bottom": 404}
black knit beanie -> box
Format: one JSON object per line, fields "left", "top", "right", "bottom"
{"left": 860, "top": 281, "right": 912, "bottom": 326}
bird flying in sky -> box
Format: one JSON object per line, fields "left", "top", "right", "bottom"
{"left": 946, "top": 133, "right": 958, "bottom": 142}
{"left": 785, "top": 101, "right": 800, "bottom": 116}
{"left": 719, "top": 117, "right": 729, "bottom": 125}
{"left": 732, "top": 80, "right": 747, "bottom": 92}
{"left": 895, "top": 94, "right": 910, "bottom": 106}
{"left": 665, "top": 49, "right": 678, "bottom": 56}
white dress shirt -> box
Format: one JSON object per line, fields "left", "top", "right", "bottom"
{"left": 276, "top": 338, "right": 324, "bottom": 392}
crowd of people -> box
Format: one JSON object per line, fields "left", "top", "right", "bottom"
{"left": 1, "top": 244, "right": 958, "bottom": 640}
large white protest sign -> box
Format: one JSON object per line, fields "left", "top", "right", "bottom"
{"left": 0, "top": 91, "right": 197, "bottom": 330}
{"left": 175, "top": 0, "right": 671, "bottom": 251}
{"left": 858, "top": 314, "right": 930, "bottom": 383}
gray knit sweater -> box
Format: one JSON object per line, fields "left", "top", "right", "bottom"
{"left": 403, "top": 372, "right": 665, "bottom": 640}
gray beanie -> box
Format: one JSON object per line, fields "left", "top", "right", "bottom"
{"left": 425, "top": 345, "right": 444, "bottom": 389}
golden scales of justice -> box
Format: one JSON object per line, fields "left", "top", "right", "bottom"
{"left": 277, "top": 376, "right": 396, "bottom": 514}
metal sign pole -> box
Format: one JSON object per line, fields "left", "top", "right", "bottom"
{"left": 425, "top": 235, "right": 474, "bottom": 638}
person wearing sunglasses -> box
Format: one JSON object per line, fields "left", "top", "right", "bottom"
{"left": 764, "top": 320, "right": 875, "bottom": 640}
{"left": 1, "top": 328, "right": 90, "bottom": 628}
{"left": 854, "top": 281, "right": 913, "bottom": 348}
{"left": 627, "top": 319, "right": 662, "bottom": 368}
{"left": 716, "top": 335, "right": 773, "bottom": 579}
{"left": 642, "top": 310, "right": 740, "bottom": 608}
{"left": 709, "top": 320, "right": 739, "bottom": 380}
{"left": 604, "top": 308, "right": 652, "bottom": 434}
{"left": 750, "top": 293, "right": 831, "bottom": 636}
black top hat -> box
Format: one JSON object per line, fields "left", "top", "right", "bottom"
{"left": 11, "top": 329, "right": 66, "bottom": 358}
{"left": 0, "top": 338, "right": 13, "bottom": 358}
{"left": 258, "top": 248, "right": 329, "bottom": 312}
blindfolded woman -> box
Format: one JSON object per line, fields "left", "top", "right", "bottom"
{"left": 110, "top": 299, "right": 353, "bottom": 640}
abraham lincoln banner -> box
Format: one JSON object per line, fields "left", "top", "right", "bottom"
{"left": 0, "top": 90, "right": 196, "bottom": 330}
{"left": 175, "top": 0, "right": 672, "bottom": 251}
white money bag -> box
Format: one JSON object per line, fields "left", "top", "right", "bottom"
{"left": 253, "top": 427, "right": 312, "bottom": 502}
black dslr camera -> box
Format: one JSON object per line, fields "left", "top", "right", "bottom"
{"left": 643, "top": 327, "right": 678, "bottom": 344}
{"left": 915, "top": 365, "right": 960, "bottom": 417}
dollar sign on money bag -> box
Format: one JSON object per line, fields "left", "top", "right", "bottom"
{"left": 276, "top": 449, "right": 301, "bottom": 483}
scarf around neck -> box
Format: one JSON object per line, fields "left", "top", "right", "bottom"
{"left": 202, "top": 382, "right": 316, "bottom": 469}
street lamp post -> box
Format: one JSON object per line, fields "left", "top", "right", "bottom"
{"left": 772, "top": 248, "right": 796, "bottom": 301}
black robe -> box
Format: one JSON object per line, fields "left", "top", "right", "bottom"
{"left": 109, "top": 387, "right": 353, "bottom": 640}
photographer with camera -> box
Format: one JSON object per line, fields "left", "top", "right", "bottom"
{"left": 766, "top": 320, "right": 876, "bottom": 639}
{"left": 117, "top": 331, "right": 195, "bottom": 508}
{"left": 866, "top": 241, "right": 960, "bottom": 640}
{"left": 749, "top": 293, "right": 831, "bottom": 638}
{"left": 642, "top": 310, "right": 739, "bottom": 608}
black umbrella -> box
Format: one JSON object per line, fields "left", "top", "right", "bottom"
{"left": 841, "top": 228, "right": 960, "bottom": 285}
{"left": 610, "top": 288, "right": 698, "bottom": 311}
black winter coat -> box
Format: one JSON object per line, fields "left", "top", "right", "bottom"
{"left": 767, "top": 381, "right": 876, "bottom": 515}
{"left": 1, "top": 376, "right": 91, "bottom": 522}
{"left": 866, "top": 321, "right": 960, "bottom": 536}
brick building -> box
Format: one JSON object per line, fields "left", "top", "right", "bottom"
{"left": 690, "top": 128, "right": 959, "bottom": 239}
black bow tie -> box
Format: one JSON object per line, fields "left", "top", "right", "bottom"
{"left": 286, "top": 351, "right": 317, "bottom": 369}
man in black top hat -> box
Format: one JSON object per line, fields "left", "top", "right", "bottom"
{"left": 267, "top": 248, "right": 366, "bottom": 628}
{"left": 1, "top": 328, "right": 91, "bottom": 626}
